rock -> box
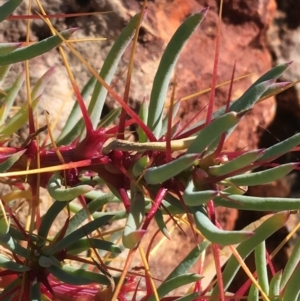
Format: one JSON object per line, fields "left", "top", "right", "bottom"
{"left": 268, "top": 0, "right": 300, "bottom": 92}
{"left": 241, "top": 0, "right": 300, "bottom": 252}
{"left": 232, "top": 0, "right": 300, "bottom": 281}
{"left": 265, "top": 0, "right": 300, "bottom": 161}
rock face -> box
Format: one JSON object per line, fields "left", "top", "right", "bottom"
{"left": 234, "top": 0, "right": 300, "bottom": 245}
{"left": 265, "top": 0, "right": 300, "bottom": 167}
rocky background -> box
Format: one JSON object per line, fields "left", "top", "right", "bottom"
{"left": 1, "top": 0, "right": 300, "bottom": 293}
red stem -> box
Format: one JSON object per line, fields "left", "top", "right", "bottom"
{"left": 213, "top": 62, "right": 236, "bottom": 158}
{"left": 119, "top": 188, "right": 131, "bottom": 213}
{"left": 205, "top": 2, "right": 223, "bottom": 125}
{"left": 207, "top": 200, "right": 225, "bottom": 301}
{"left": 71, "top": 81, "right": 94, "bottom": 135}
{"left": 142, "top": 187, "right": 167, "bottom": 230}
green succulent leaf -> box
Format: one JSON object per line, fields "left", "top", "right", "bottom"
{"left": 70, "top": 205, "right": 127, "bottom": 221}
{"left": 88, "top": 13, "right": 142, "bottom": 129}
{"left": 9, "top": 227, "right": 37, "bottom": 242}
{"left": 43, "top": 215, "right": 113, "bottom": 255}
{"left": 192, "top": 206, "right": 253, "bottom": 245}
{"left": 66, "top": 238, "right": 121, "bottom": 255}
{"left": 208, "top": 150, "right": 263, "bottom": 177}
{"left": 123, "top": 183, "right": 146, "bottom": 249}
{"left": 0, "top": 254, "right": 29, "bottom": 272}
{"left": 211, "top": 211, "right": 289, "bottom": 295}
{"left": 282, "top": 264, "right": 300, "bottom": 301}
{"left": 181, "top": 62, "right": 290, "bottom": 136}
{"left": 258, "top": 133, "right": 300, "bottom": 162}
{"left": 148, "top": 8, "right": 208, "bottom": 137}
{"left": 187, "top": 112, "right": 239, "bottom": 154}
{"left": 228, "top": 60, "right": 292, "bottom": 116}
{"left": 183, "top": 179, "right": 218, "bottom": 206}
{"left": 0, "top": 71, "right": 25, "bottom": 125}
{"left": 0, "top": 0, "right": 23, "bottom": 22}
{"left": 138, "top": 100, "right": 149, "bottom": 143}
{"left": 154, "top": 209, "right": 169, "bottom": 238}
{"left": 37, "top": 201, "right": 68, "bottom": 246}
{"left": 144, "top": 153, "right": 199, "bottom": 185}
{"left": 166, "top": 241, "right": 210, "bottom": 281}
{"left": 0, "top": 232, "right": 30, "bottom": 258}
{"left": 221, "top": 185, "right": 247, "bottom": 196}
{"left": 226, "top": 163, "right": 296, "bottom": 186}
{"left": 47, "top": 264, "right": 111, "bottom": 285}
{"left": 0, "top": 96, "right": 40, "bottom": 136}
{"left": 214, "top": 194, "right": 300, "bottom": 211}
{"left": 147, "top": 273, "right": 203, "bottom": 301}
{"left": 260, "top": 81, "right": 290, "bottom": 99}
{"left": 205, "top": 80, "right": 275, "bottom": 153}
{"left": 122, "top": 228, "right": 146, "bottom": 250}
{"left": 47, "top": 172, "right": 93, "bottom": 201}
{"left": 174, "top": 293, "right": 202, "bottom": 301}
{"left": 30, "top": 282, "right": 41, "bottom": 301}
{"left": 0, "top": 43, "right": 21, "bottom": 56}
{"left": 269, "top": 271, "right": 281, "bottom": 299}
{"left": 280, "top": 233, "right": 300, "bottom": 290}
{"left": 247, "top": 283, "right": 259, "bottom": 301}
{"left": 0, "top": 29, "right": 77, "bottom": 66}
{"left": 132, "top": 155, "right": 149, "bottom": 177}
{"left": 0, "top": 65, "right": 12, "bottom": 86}
{"left": 0, "top": 149, "right": 26, "bottom": 173}
{"left": 38, "top": 255, "right": 55, "bottom": 268}
{"left": 251, "top": 61, "right": 291, "bottom": 87}
{"left": 0, "top": 217, "right": 9, "bottom": 236}
{"left": 162, "top": 190, "right": 186, "bottom": 212}
{"left": 254, "top": 241, "right": 269, "bottom": 295}
{"left": 66, "top": 193, "right": 115, "bottom": 236}
{"left": 229, "top": 79, "right": 275, "bottom": 112}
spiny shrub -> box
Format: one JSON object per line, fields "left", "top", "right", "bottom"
{"left": 0, "top": 1, "right": 299, "bottom": 301}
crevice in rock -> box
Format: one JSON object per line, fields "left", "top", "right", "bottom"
{"left": 230, "top": 0, "right": 300, "bottom": 292}
{"left": 75, "top": 0, "right": 92, "bottom": 6}
{"left": 30, "top": 23, "right": 52, "bottom": 41}
{"left": 276, "top": 0, "right": 300, "bottom": 29}
{"left": 219, "top": 0, "right": 264, "bottom": 27}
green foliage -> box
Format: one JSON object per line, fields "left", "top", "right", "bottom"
{"left": 0, "top": 2, "right": 299, "bottom": 301}
{"left": 0, "top": 28, "right": 76, "bottom": 66}
{"left": 0, "top": 0, "right": 23, "bottom": 23}
{"left": 147, "top": 10, "right": 208, "bottom": 137}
